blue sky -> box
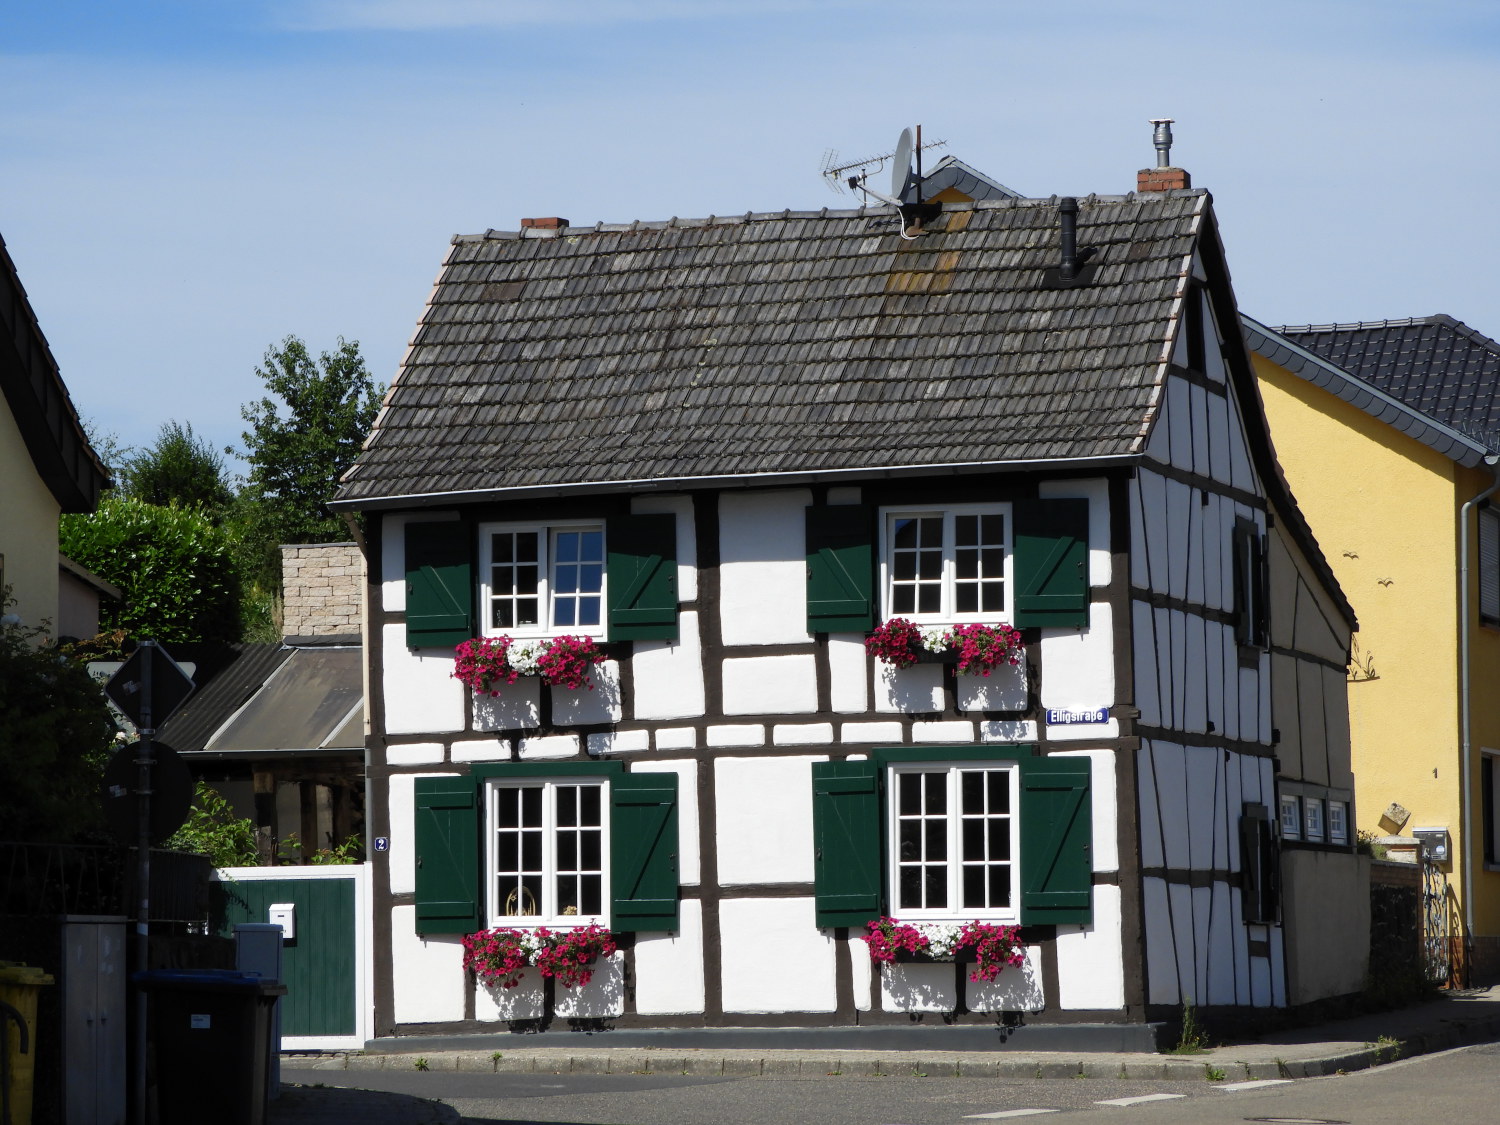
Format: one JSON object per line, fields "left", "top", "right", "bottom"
{"left": 6, "top": 1, "right": 1500, "bottom": 474}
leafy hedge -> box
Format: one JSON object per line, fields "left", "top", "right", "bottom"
{"left": 59, "top": 494, "right": 243, "bottom": 645}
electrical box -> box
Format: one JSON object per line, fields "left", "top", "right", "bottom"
{"left": 268, "top": 902, "right": 296, "bottom": 941}
{"left": 1412, "top": 826, "right": 1451, "bottom": 865}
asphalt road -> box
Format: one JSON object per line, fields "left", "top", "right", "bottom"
{"left": 282, "top": 1042, "right": 1500, "bottom": 1124}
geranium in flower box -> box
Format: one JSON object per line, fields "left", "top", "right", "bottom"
{"left": 453, "top": 634, "right": 606, "bottom": 693}
{"left": 862, "top": 917, "right": 1026, "bottom": 983}
{"left": 463, "top": 924, "right": 618, "bottom": 991}
{"left": 864, "top": 618, "right": 1023, "bottom": 677}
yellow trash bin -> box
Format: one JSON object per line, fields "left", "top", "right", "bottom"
{"left": 0, "top": 963, "right": 54, "bottom": 1125}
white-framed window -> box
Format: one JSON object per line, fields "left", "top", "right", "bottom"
{"left": 484, "top": 777, "right": 609, "bottom": 927}
{"left": 1303, "top": 797, "right": 1325, "bottom": 843}
{"left": 1328, "top": 801, "right": 1348, "bottom": 846}
{"left": 479, "top": 522, "right": 605, "bottom": 637}
{"left": 880, "top": 504, "right": 1013, "bottom": 624}
{"left": 888, "top": 761, "right": 1020, "bottom": 922}
{"left": 1280, "top": 794, "right": 1301, "bottom": 840}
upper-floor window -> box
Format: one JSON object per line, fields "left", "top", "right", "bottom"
{"left": 1233, "top": 517, "right": 1268, "bottom": 650}
{"left": 880, "top": 505, "right": 1013, "bottom": 624}
{"left": 479, "top": 522, "right": 605, "bottom": 637}
{"left": 1279, "top": 794, "right": 1301, "bottom": 841}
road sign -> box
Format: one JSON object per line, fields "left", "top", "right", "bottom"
{"left": 104, "top": 642, "right": 195, "bottom": 730}
{"left": 100, "top": 741, "right": 193, "bottom": 844}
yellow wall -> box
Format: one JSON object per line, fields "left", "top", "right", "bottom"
{"left": 0, "top": 396, "right": 61, "bottom": 634}
{"left": 1255, "top": 353, "right": 1500, "bottom": 937}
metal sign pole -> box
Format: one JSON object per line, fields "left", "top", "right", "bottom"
{"left": 132, "top": 641, "right": 156, "bottom": 1125}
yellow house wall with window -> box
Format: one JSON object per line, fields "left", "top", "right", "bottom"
{"left": 1255, "top": 352, "right": 1500, "bottom": 953}
{"left": 0, "top": 392, "right": 63, "bottom": 633}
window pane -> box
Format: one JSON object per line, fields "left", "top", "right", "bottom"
{"left": 581, "top": 875, "right": 602, "bottom": 916}
{"left": 521, "top": 830, "right": 542, "bottom": 870}
{"left": 497, "top": 788, "right": 519, "bottom": 828}
{"left": 980, "top": 515, "right": 1004, "bottom": 543}
{"left": 555, "top": 567, "right": 578, "bottom": 595}
{"left": 898, "top": 775, "right": 920, "bottom": 816}
{"left": 956, "top": 585, "right": 978, "bottom": 613}
{"left": 989, "top": 865, "right": 1011, "bottom": 907}
{"left": 521, "top": 785, "right": 542, "bottom": 822}
{"left": 555, "top": 601, "right": 576, "bottom": 626}
{"left": 556, "top": 533, "right": 580, "bottom": 564}
{"left": 987, "top": 771, "right": 1009, "bottom": 813}
{"left": 893, "top": 587, "right": 915, "bottom": 614}
{"left": 961, "top": 771, "right": 983, "bottom": 815}
{"left": 893, "top": 517, "right": 920, "bottom": 549}
{"left": 918, "top": 586, "right": 941, "bottom": 613}
{"left": 917, "top": 548, "right": 943, "bottom": 580}
{"left": 962, "top": 818, "right": 983, "bottom": 858}
{"left": 988, "top": 820, "right": 1011, "bottom": 860}
{"left": 557, "top": 786, "right": 577, "bottom": 827}
{"left": 898, "top": 821, "right": 920, "bottom": 862}
{"left": 962, "top": 865, "right": 986, "bottom": 908}
{"left": 517, "top": 534, "right": 538, "bottom": 562}
{"left": 557, "top": 832, "right": 577, "bottom": 869}
{"left": 924, "top": 866, "right": 947, "bottom": 909}
{"left": 492, "top": 534, "right": 514, "bottom": 563}
{"left": 922, "top": 775, "right": 945, "bottom": 815}
{"left": 956, "top": 547, "right": 978, "bottom": 580}
{"left": 924, "top": 819, "right": 947, "bottom": 861}
{"left": 492, "top": 602, "right": 515, "bottom": 629}
{"left": 580, "top": 786, "right": 601, "bottom": 824}
{"left": 578, "top": 599, "right": 601, "bottom": 626}
{"left": 898, "top": 865, "right": 921, "bottom": 908}
{"left": 516, "top": 566, "right": 538, "bottom": 595}
{"left": 497, "top": 834, "right": 518, "bottom": 870}
{"left": 580, "top": 564, "right": 603, "bottom": 593}
{"left": 894, "top": 552, "right": 917, "bottom": 581}
{"left": 581, "top": 830, "right": 602, "bottom": 869}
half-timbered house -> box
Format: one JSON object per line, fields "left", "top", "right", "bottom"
{"left": 333, "top": 164, "right": 1363, "bottom": 1039}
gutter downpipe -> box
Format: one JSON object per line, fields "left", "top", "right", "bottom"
{"left": 1459, "top": 453, "right": 1500, "bottom": 981}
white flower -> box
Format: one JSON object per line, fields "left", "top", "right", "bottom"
{"left": 507, "top": 641, "right": 544, "bottom": 676}
{"left": 919, "top": 627, "right": 951, "bottom": 653}
{"left": 0, "top": 614, "right": 21, "bottom": 627}
{"left": 916, "top": 922, "right": 963, "bottom": 958}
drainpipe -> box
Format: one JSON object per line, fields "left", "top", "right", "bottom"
{"left": 1459, "top": 453, "right": 1500, "bottom": 972}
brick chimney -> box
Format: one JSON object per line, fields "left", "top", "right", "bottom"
{"left": 520, "top": 216, "right": 569, "bottom": 230}
{"left": 281, "top": 543, "right": 363, "bottom": 640}
{"left": 1137, "top": 117, "right": 1191, "bottom": 192}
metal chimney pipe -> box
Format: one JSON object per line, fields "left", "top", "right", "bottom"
{"left": 1059, "top": 197, "right": 1079, "bottom": 280}
{"left": 1151, "top": 118, "right": 1175, "bottom": 168}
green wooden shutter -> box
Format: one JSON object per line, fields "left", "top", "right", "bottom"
{"left": 607, "top": 514, "right": 678, "bottom": 640}
{"left": 1013, "top": 498, "right": 1089, "bottom": 629}
{"left": 811, "top": 760, "right": 884, "bottom": 928}
{"left": 610, "top": 771, "right": 680, "bottom": 931}
{"left": 405, "top": 521, "right": 473, "bottom": 648}
{"left": 413, "top": 775, "right": 480, "bottom": 934}
{"left": 1019, "top": 757, "right": 1092, "bottom": 925}
{"left": 806, "top": 505, "right": 874, "bottom": 634}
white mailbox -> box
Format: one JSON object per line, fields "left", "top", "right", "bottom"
{"left": 268, "top": 902, "right": 296, "bottom": 940}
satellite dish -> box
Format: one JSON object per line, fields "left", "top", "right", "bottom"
{"left": 891, "top": 127, "right": 914, "bottom": 200}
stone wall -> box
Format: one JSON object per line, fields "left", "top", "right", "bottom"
{"left": 281, "top": 542, "right": 363, "bottom": 638}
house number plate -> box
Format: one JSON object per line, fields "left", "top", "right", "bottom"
{"left": 1046, "top": 707, "right": 1109, "bottom": 725}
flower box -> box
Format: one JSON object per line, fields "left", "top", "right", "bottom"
{"left": 453, "top": 634, "right": 606, "bottom": 693}
{"left": 463, "top": 924, "right": 617, "bottom": 991}
{"left": 863, "top": 917, "right": 1026, "bottom": 983}
{"left": 865, "top": 618, "right": 1023, "bottom": 677}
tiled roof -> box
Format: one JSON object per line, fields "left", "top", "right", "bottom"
{"left": 1276, "top": 315, "right": 1500, "bottom": 449}
{"left": 337, "top": 193, "right": 1207, "bottom": 506}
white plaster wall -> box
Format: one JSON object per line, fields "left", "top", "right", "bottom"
{"left": 380, "top": 513, "right": 460, "bottom": 612}
{"left": 1134, "top": 471, "right": 1169, "bottom": 597}
{"left": 981, "top": 720, "right": 1038, "bottom": 742}
{"left": 966, "top": 945, "right": 1045, "bottom": 1013}
{"left": 655, "top": 727, "right": 697, "bottom": 751}
{"left": 1038, "top": 478, "right": 1111, "bottom": 587}
{"left": 876, "top": 663, "right": 944, "bottom": 713}
{"left": 382, "top": 623, "right": 465, "bottom": 734}
{"left": 722, "top": 654, "right": 818, "bottom": 715}
{"left": 1203, "top": 292, "right": 1228, "bottom": 383}
{"left": 387, "top": 772, "right": 455, "bottom": 895}
{"left": 827, "top": 635, "right": 870, "bottom": 713}
{"left": 552, "top": 660, "right": 623, "bottom": 725}
{"left": 475, "top": 974, "right": 545, "bottom": 1022}
{"left": 632, "top": 610, "right": 706, "bottom": 720}
{"left": 1056, "top": 884, "right": 1125, "bottom": 1010}
{"left": 633, "top": 900, "right": 706, "bottom": 1015}
{"left": 912, "top": 721, "right": 975, "bottom": 743}
{"left": 473, "top": 677, "right": 541, "bottom": 732}
{"left": 1132, "top": 600, "right": 1160, "bottom": 729}
{"left": 387, "top": 742, "right": 445, "bottom": 766}
{"left": 1039, "top": 601, "right": 1116, "bottom": 742}
{"left": 553, "top": 953, "right": 626, "bottom": 1019}
{"left": 773, "top": 723, "right": 834, "bottom": 746}
{"left": 1138, "top": 742, "right": 1188, "bottom": 871}
{"left": 632, "top": 759, "right": 701, "bottom": 885}
{"left": 1184, "top": 746, "right": 1221, "bottom": 871}
{"left": 1166, "top": 479, "right": 1190, "bottom": 604}
{"left": 587, "top": 730, "right": 650, "bottom": 755}
{"left": 715, "top": 756, "right": 824, "bottom": 884}
{"left": 881, "top": 962, "right": 957, "bottom": 1013}
{"left": 719, "top": 897, "right": 837, "bottom": 1013}
{"left": 841, "top": 721, "right": 905, "bottom": 744}
{"left": 630, "top": 493, "right": 698, "bottom": 602}
{"left": 451, "top": 738, "right": 512, "bottom": 763}
{"left": 850, "top": 935, "right": 873, "bottom": 1012}
{"left": 955, "top": 661, "right": 1026, "bottom": 713}
{"left": 520, "top": 734, "right": 580, "bottom": 759}
{"left": 1207, "top": 392, "right": 1231, "bottom": 486}
{"left": 719, "top": 489, "right": 813, "bottom": 646}
{"left": 1226, "top": 389, "right": 1257, "bottom": 495}
{"left": 389, "top": 905, "right": 466, "bottom": 1023}
{"left": 1142, "top": 877, "right": 1177, "bottom": 1005}
{"left": 1049, "top": 749, "right": 1118, "bottom": 873}
{"left": 1189, "top": 383, "right": 1211, "bottom": 480}
{"left": 1166, "top": 376, "right": 1193, "bottom": 473}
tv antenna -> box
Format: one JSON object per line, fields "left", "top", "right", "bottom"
{"left": 821, "top": 125, "right": 947, "bottom": 204}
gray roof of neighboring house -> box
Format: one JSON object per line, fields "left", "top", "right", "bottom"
{"left": 1243, "top": 316, "right": 1494, "bottom": 468}
{"left": 908, "top": 155, "right": 1024, "bottom": 202}
{"left": 1273, "top": 315, "right": 1500, "bottom": 453}
{"left": 336, "top": 192, "right": 1209, "bottom": 507}
{"left": 157, "top": 643, "right": 363, "bottom": 756}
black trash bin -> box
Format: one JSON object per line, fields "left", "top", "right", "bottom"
{"left": 136, "top": 969, "right": 288, "bottom": 1125}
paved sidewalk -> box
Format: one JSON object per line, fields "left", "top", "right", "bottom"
{"left": 272, "top": 986, "right": 1500, "bottom": 1123}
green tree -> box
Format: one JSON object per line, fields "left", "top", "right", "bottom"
{"left": 164, "top": 782, "right": 260, "bottom": 867}
{"left": 59, "top": 494, "right": 243, "bottom": 645}
{"left": 119, "top": 420, "right": 234, "bottom": 514}
{"left": 0, "top": 590, "right": 116, "bottom": 842}
{"left": 236, "top": 336, "right": 383, "bottom": 547}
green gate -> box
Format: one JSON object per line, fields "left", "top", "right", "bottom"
{"left": 217, "top": 867, "right": 366, "bottom": 1045}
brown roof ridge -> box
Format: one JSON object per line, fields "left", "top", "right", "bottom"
{"left": 451, "top": 191, "right": 1178, "bottom": 243}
